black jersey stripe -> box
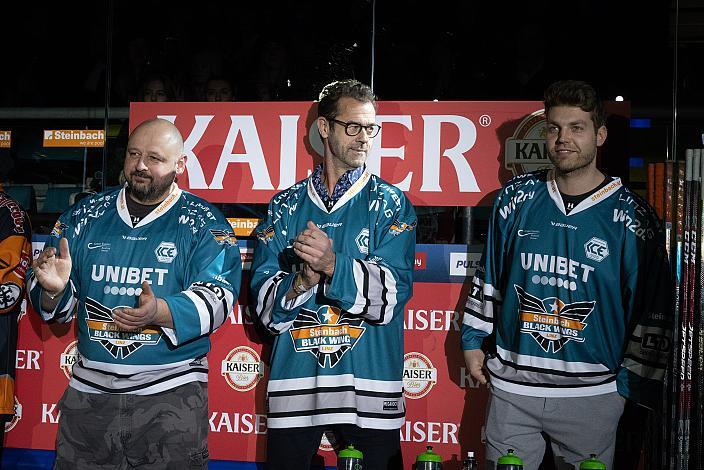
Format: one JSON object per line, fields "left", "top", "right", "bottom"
{"left": 489, "top": 369, "right": 617, "bottom": 388}
{"left": 72, "top": 367, "right": 209, "bottom": 393}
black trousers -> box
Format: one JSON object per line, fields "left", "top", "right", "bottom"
{"left": 266, "top": 424, "right": 403, "bottom": 470}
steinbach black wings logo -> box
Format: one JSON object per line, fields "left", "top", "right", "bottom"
{"left": 85, "top": 297, "right": 163, "bottom": 359}
{"left": 289, "top": 305, "right": 366, "bottom": 368}
{"left": 515, "top": 285, "right": 595, "bottom": 353}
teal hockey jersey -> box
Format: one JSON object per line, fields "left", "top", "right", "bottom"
{"left": 27, "top": 185, "right": 242, "bottom": 395}
{"left": 461, "top": 170, "right": 671, "bottom": 409}
{"left": 251, "top": 169, "right": 416, "bottom": 429}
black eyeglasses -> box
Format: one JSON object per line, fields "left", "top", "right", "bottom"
{"left": 328, "top": 118, "right": 381, "bottom": 137}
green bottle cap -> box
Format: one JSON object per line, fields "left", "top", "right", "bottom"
{"left": 416, "top": 445, "right": 442, "bottom": 462}
{"left": 339, "top": 445, "right": 363, "bottom": 459}
{"left": 497, "top": 449, "right": 523, "bottom": 465}
{"left": 579, "top": 454, "right": 606, "bottom": 470}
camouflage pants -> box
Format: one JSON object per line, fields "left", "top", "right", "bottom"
{"left": 54, "top": 382, "right": 209, "bottom": 470}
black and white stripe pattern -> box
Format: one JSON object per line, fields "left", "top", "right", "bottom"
{"left": 345, "top": 260, "right": 397, "bottom": 324}
{"left": 255, "top": 271, "right": 291, "bottom": 333}
{"left": 266, "top": 374, "right": 405, "bottom": 429}
{"left": 182, "top": 281, "right": 234, "bottom": 338}
{"left": 69, "top": 357, "right": 209, "bottom": 395}
{"left": 463, "top": 277, "right": 500, "bottom": 334}
{"left": 486, "top": 346, "right": 618, "bottom": 396}
{"left": 29, "top": 275, "right": 78, "bottom": 323}
{"left": 621, "top": 324, "right": 669, "bottom": 381}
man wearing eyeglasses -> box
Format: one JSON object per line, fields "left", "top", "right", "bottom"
{"left": 251, "top": 79, "right": 416, "bottom": 469}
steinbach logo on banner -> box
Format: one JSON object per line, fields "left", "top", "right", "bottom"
{"left": 129, "top": 101, "right": 553, "bottom": 207}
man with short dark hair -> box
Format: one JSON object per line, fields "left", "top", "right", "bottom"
{"left": 28, "top": 118, "right": 242, "bottom": 469}
{"left": 251, "top": 79, "right": 416, "bottom": 469}
{"left": 461, "top": 80, "right": 671, "bottom": 469}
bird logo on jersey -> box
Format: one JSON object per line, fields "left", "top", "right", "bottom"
{"left": 209, "top": 229, "right": 238, "bottom": 246}
{"left": 389, "top": 219, "right": 416, "bottom": 236}
{"left": 289, "top": 305, "right": 366, "bottom": 367}
{"left": 255, "top": 225, "right": 275, "bottom": 245}
{"left": 85, "top": 297, "right": 163, "bottom": 359}
{"left": 515, "top": 285, "right": 595, "bottom": 353}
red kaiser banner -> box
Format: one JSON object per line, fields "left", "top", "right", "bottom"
{"left": 129, "top": 101, "right": 550, "bottom": 206}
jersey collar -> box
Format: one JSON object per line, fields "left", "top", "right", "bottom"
{"left": 307, "top": 168, "right": 371, "bottom": 214}
{"left": 546, "top": 169, "right": 622, "bottom": 216}
{"left": 117, "top": 183, "right": 182, "bottom": 228}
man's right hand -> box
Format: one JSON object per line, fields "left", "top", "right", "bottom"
{"left": 33, "top": 237, "right": 72, "bottom": 296}
{"left": 464, "top": 349, "right": 488, "bottom": 385}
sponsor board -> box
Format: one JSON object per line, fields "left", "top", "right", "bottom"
{"left": 449, "top": 252, "right": 481, "bottom": 277}
{"left": 0, "top": 130, "right": 10, "bottom": 148}
{"left": 43, "top": 129, "right": 105, "bottom": 148}
{"left": 227, "top": 218, "right": 261, "bottom": 237}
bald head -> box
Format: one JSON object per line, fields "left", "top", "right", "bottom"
{"left": 124, "top": 118, "right": 187, "bottom": 204}
{"left": 129, "top": 118, "right": 184, "bottom": 158}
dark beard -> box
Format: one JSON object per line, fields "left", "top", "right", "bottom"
{"left": 126, "top": 170, "right": 176, "bottom": 203}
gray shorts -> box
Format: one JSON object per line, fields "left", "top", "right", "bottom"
{"left": 485, "top": 386, "right": 625, "bottom": 470}
{"left": 54, "top": 382, "right": 209, "bottom": 470}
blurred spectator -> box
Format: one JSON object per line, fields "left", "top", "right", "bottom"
{"left": 189, "top": 41, "right": 225, "bottom": 101}
{"left": 206, "top": 77, "right": 236, "bottom": 102}
{"left": 255, "top": 39, "right": 289, "bottom": 101}
{"left": 137, "top": 74, "right": 178, "bottom": 102}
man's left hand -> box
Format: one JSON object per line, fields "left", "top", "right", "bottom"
{"left": 112, "top": 281, "right": 173, "bottom": 331}
{"left": 294, "top": 221, "right": 335, "bottom": 277}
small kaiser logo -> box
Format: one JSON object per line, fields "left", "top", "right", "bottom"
{"left": 221, "top": 346, "right": 263, "bottom": 392}
{"left": 60, "top": 340, "right": 80, "bottom": 380}
{"left": 4, "top": 397, "right": 22, "bottom": 432}
{"left": 403, "top": 352, "right": 437, "bottom": 399}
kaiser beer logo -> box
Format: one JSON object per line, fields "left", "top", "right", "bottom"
{"left": 504, "top": 109, "right": 553, "bottom": 175}
{"left": 60, "top": 340, "right": 80, "bottom": 380}
{"left": 403, "top": 352, "right": 437, "bottom": 399}
{"left": 516, "top": 285, "right": 596, "bottom": 352}
{"left": 289, "top": 305, "right": 366, "bottom": 368}
{"left": 221, "top": 346, "right": 263, "bottom": 392}
{"left": 4, "top": 397, "right": 22, "bottom": 432}
{"left": 85, "top": 297, "right": 163, "bottom": 359}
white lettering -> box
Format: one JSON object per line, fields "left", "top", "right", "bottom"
{"left": 42, "top": 403, "right": 60, "bottom": 423}
{"left": 420, "top": 115, "right": 479, "bottom": 192}
{"left": 211, "top": 116, "right": 273, "bottom": 190}
{"left": 367, "top": 115, "right": 413, "bottom": 190}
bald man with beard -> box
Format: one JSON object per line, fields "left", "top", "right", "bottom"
{"left": 28, "top": 119, "right": 242, "bottom": 470}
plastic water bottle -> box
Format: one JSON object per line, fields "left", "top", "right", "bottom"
{"left": 337, "top": 445, "right": 363, "bottom": 470}
{"left": 462, "top": 450, "right": 478, "bottom": 470}
{"left": 579, "top": 454, "right": 606, "bottom": 470}
{"left": 415, "top": 445, "right": 442, "bottom": 469}
{"left": 496, "top": 449, "right": 523, "bottom": 469}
